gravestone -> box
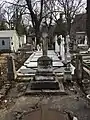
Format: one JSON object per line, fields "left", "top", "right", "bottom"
{"left": 26, "top": 35, "right": 64, "bottom": 94}
{"left": 75, "top": 54, "right": 83, "bottom": 81}
{"left": 55, "top": 35, "right": 59, "bottom": 53}
{"left": 85, "top": 36, "right": 88, "bottom": 45}
{"left": 7, "top": 55, "right": 17, "bottom": 80}
{"left": 75, "top": 54, "right": 87, "bottom": 95}
{"left": 43, "top": 36, "right": 48, "bottom": 56}
{"left": 64, "top": 63, "right": 72, "bottom": 82}
{"left": 30, "top": 56, "right": 59, "bottom": 90}
{"left": 61, "top": 37, "right": 65, "bottom": 61}
{"left": 30, "top": 32, "right": 60, "bottom": 90}
{"left": 25, "top": 32, "right": 66, "bottom": 95}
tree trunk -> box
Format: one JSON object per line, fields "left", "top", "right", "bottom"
{"left": 67, "top": 19, "right": 71, "bottom": 35}
{"left": 34, "top": 22, "right": 41, "bottom": 46}
{"left": 87, "top": 0, "right": 90, "bottom": 47}
{"left": 35, "top": 30, "right": 41, "bottom": 46}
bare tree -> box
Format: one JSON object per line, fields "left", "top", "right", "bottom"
{"left": 57, "top": 0, "right": 86, "bottom": 35}
{"left": 25, "top": 0, "right": 56, "bottom": 45}
{"left": 3, "top": 0, "right": 29, "bottom": 35}
{"left": 2, "top": 0, "right": 46, "bottom": 44}
{"left": 1, "top": 0, "right": 86, "bottom": 44}
{"left": 25, "top": 0, "right": 44, "bottom": 45}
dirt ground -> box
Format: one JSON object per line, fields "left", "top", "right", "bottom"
{"left": 0, "top": 81, "right": 90, "bottom": 120}
{"left": 0, "top": 52, "right": 90, "bottom": 120}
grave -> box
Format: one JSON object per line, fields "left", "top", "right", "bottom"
{"left": 7, "top": 55, "right": 17, "bottom": 80}
{"left": 75, "top": 54, "right": 83, "bottom": 81}
{"left": 30, "top": 55, "right": 59, "bottom": 90}
{"left": 26, "top": 31, "right": 66, "bottom": 95}
{"left": 64, "top": 63, "right": 72, "bottom": 82}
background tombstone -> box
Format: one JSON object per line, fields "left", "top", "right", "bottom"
{"left": 41, "top": 25, "right": 48, "bottom": 56}
{"left": 75, "top": 54, "right": 83, "bottom": 84}
{"left": 42, "top": 32, "right": 48, "bottom": 56}
{"left": 85, "top": 36, "right": 88, "bottom": 45}
{"left": 75, "top": 54, "right": 87, "bottom": 95}
{"left": 55, "top": 35, "right": 59, "bottom": 53}
{"left": 64, "top": 63, "right": 72, "bottom": 83}
{"left": 7, "top": 55, "right": 17, "bottom": 80}
{"left": 61, "top": 37, "right": 65, "bottom": 61}
{"left": 43, "top": 37, "right": 48, "bottom": 56}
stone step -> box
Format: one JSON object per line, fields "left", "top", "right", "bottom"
{"left": 17, "top": 73, "right": 35, "bottom": 77}
{"left": 25, "top": 89, "right": 67, "bottom": 95}
{"left": 36, "top": 71, "right": 54, "bottom": 76}
{"left": 34, "top": 76, "right": 55, "bottom": 81}
{"left": 55, "top": 72, "right": 64, "bottom": 77}
{"left": 37, "top": 68, "right": 53, "bottom": 73}
{"left": 25, "top": 81, "right": 66, "bottom": 95}
{"left": 16, "top": 76, "right": 33, "bottom": 82}
{"left": 57, "top": 77, "right": 64, "bottom": 82}
{"left": 30, "top": 81, "right": 59, "bottom": 90}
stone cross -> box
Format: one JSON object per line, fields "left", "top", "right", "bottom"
{"left": 43, "top": 37, "right": 48, "bottom": 56}
{"left": 42, "top": 33, "right": 48, "bottom": 56}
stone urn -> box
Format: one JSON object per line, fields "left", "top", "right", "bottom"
{"left": 82, "top": 79, "right": 90, "bottom": 88}
{"left": 64, "top": 65, "right": 72, "bottom": 82}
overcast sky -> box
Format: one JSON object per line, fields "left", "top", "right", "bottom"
{"left": 3, "top": 0, "right": 87, "bottom": 3}
{"left": 0, "top": 0, "right": 87, "bottom": 11}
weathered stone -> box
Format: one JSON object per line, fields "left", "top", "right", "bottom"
{"left": 64, "top": 63, "right": 72, "bottom": 82}
{"left": 17, "top": 83, "right": 27, "bottom": 92}
{"left": 75, "top": 54, "right": 83, "bottom": 81}
{"left": 30, "top": 55, "right": 59, "bottom": 90}
{"left": 30, "top": 81, "right": 59, "bottom": 90}
{"left": 64, "top": 69, "right": 72, "bottom": 81}
{"left": 7, "top": 55, "right": 17, "bottom": 80}
{"left": 37, "top": 56, "right": 52, "bottom": 68}
{"left": 34, "top": 76, "right": 54, "bottom": 81}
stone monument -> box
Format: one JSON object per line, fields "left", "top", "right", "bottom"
{"left": 64, "top": 63, "right": 72, "bottom": 83}
{"left": 30, "top": 55, "right": 59, "bottom": 90}
{"left": 75, "top": 54, "right": 83, "bottom": 81}
{"left": 7, "top": 55, "right": 17, "bottom": 80}
{"left": 25, "top": 31, "right": 66, "bottom": 95}
{"left": 30, "top": 32, "right": 59, "bottom": 90}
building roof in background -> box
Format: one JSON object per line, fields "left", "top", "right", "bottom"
{"left": 0, "top": 30, "right": 17, "bottom": 38}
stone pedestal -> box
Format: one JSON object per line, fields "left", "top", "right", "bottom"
{"left": 64, "top": 67, "right": 72, "bottom": 82}
{"left": 30, "top": 56, "right": 59, "bottom": 90}
{"left": 43, "top": 38, "right": 48, "bottom": 56}
{"left": 25, "top": 54, "right": 66, "bottom": 94}
{"left": 75, "top": 54, "right": 83, "bottom": 81}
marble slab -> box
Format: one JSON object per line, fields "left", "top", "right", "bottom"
{"left": 17, "top": 50, "right": 64, "bottom": 75}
